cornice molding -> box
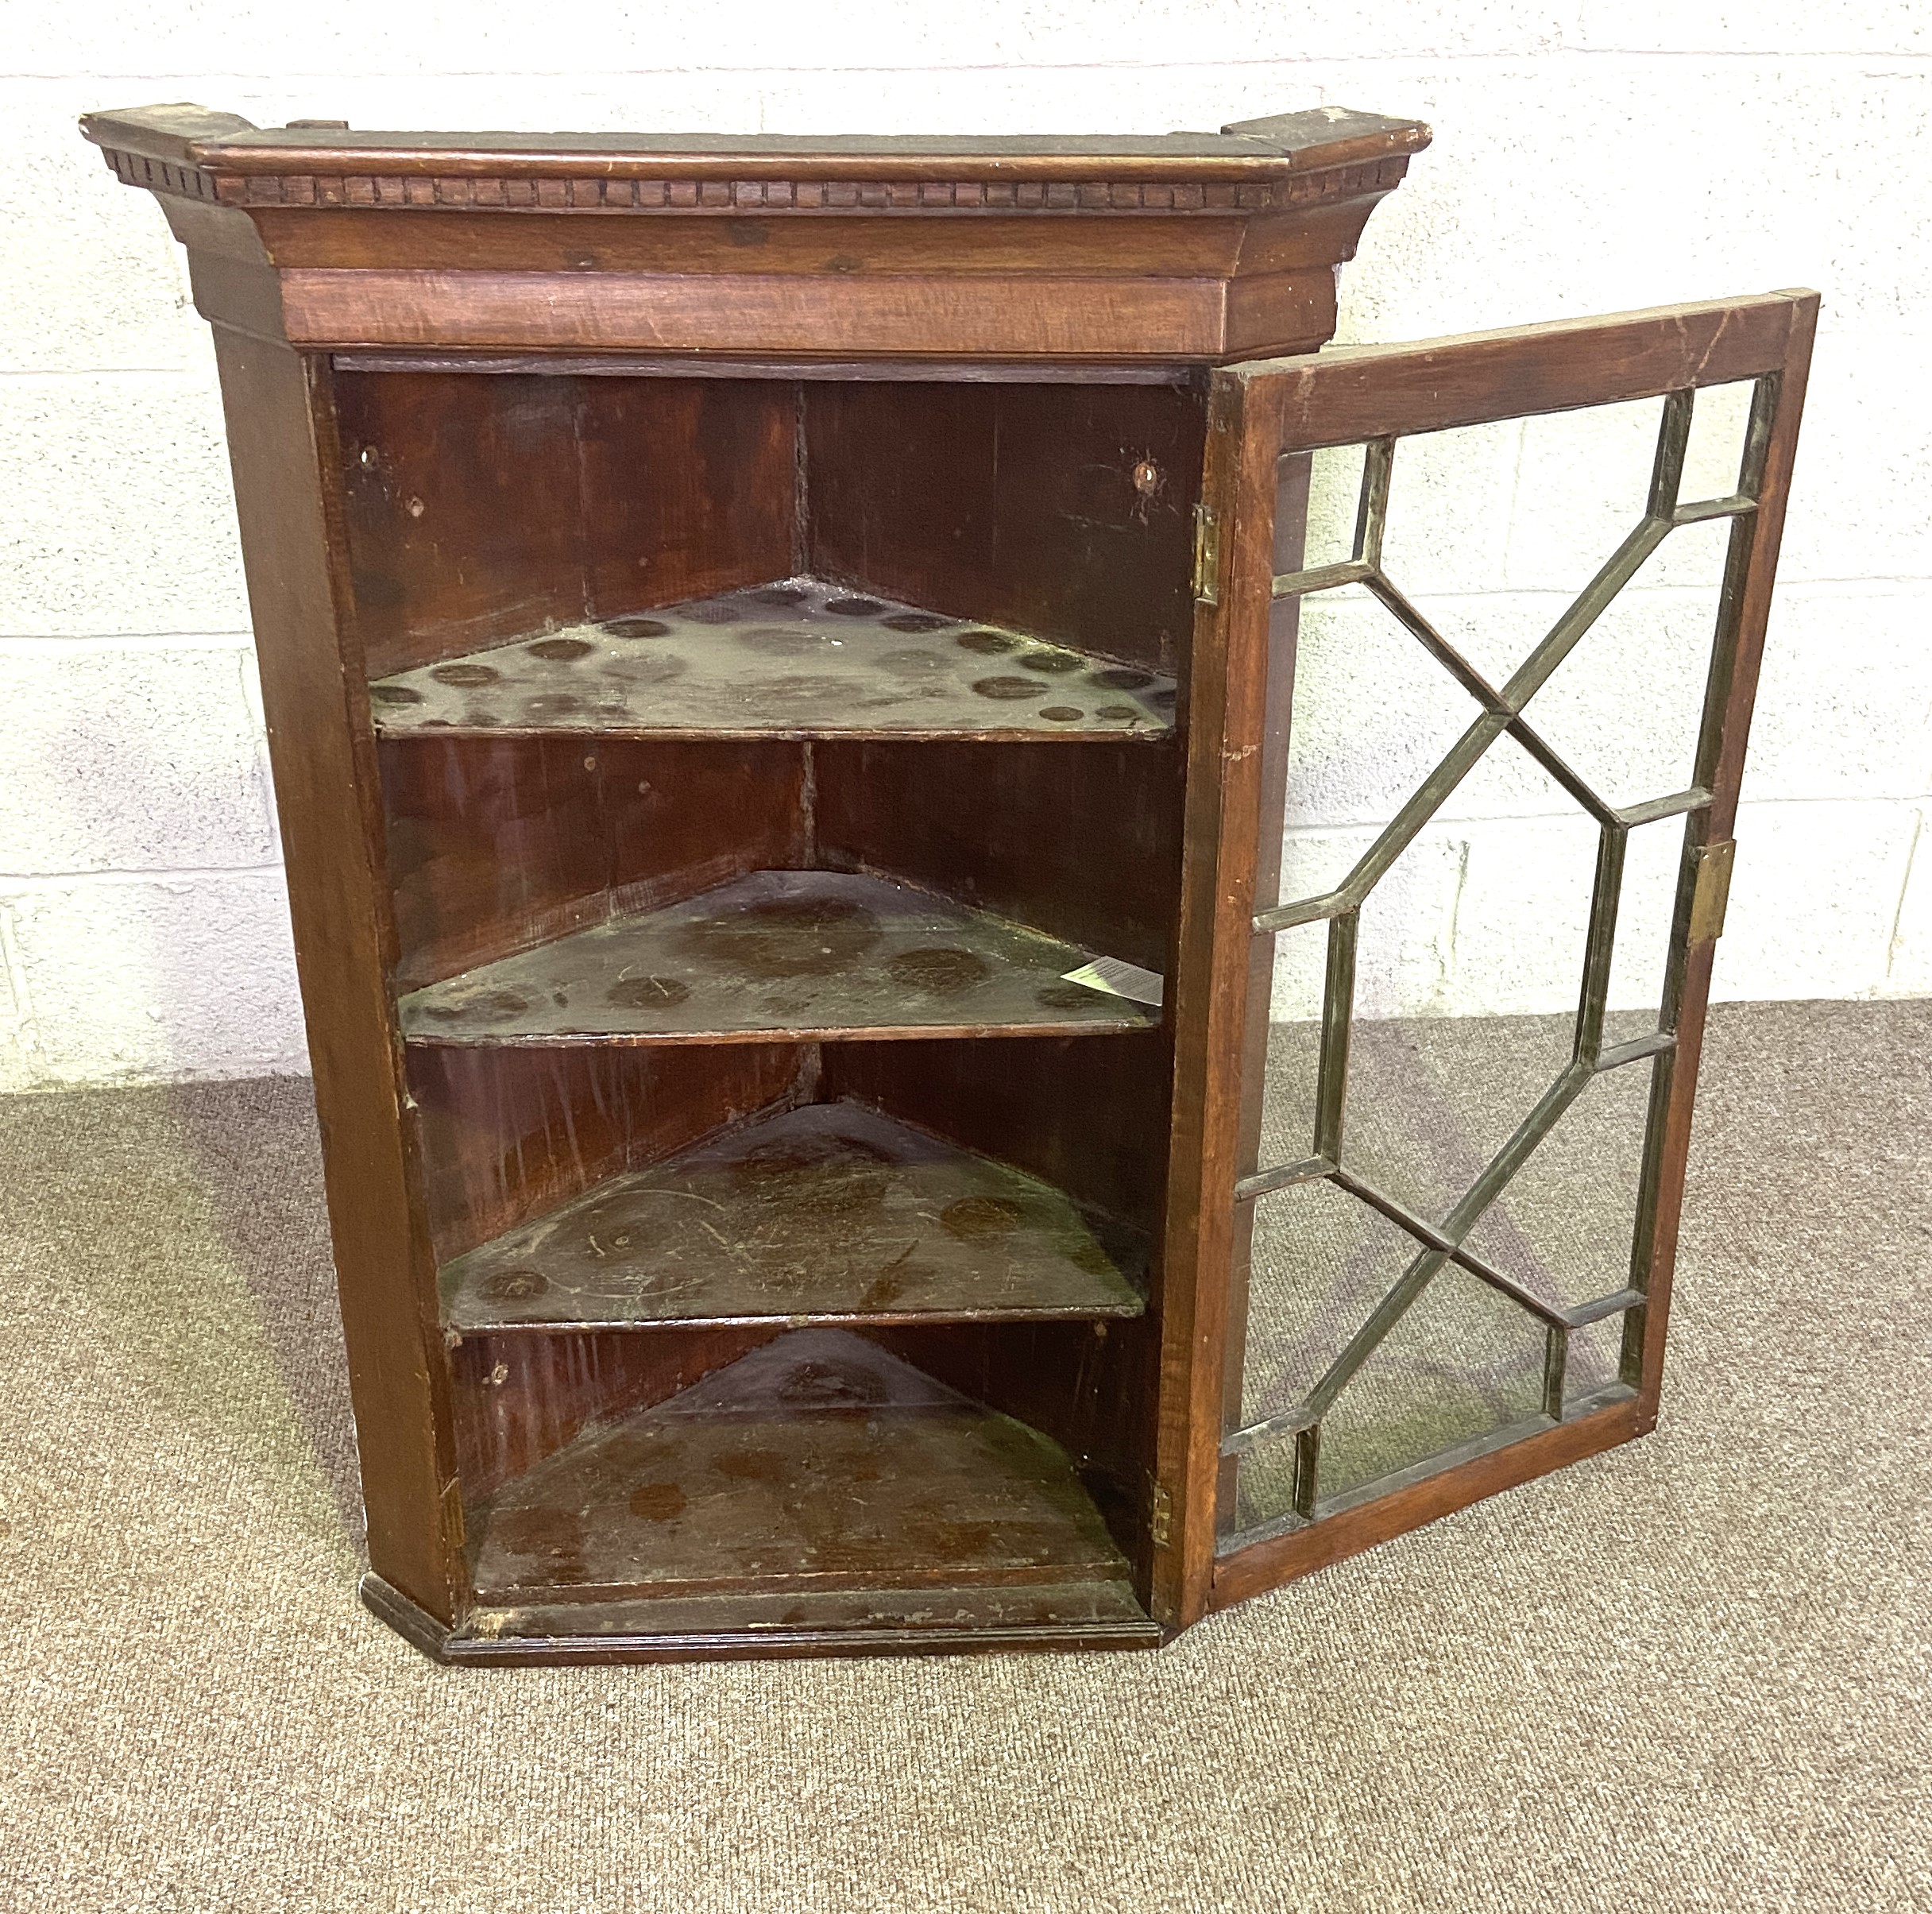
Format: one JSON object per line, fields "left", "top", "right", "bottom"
{"left": 97, "top": 145, "right": 1412, "bottom": 216}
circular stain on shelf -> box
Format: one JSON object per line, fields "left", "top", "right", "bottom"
{"left": 1090, "top": 667, "right": 1153, "bottom": 690}
{"left": 1040, "top": 706, "right": 1084, "bottom": 722}
{"left": 825, "top": 596, "right": 885, "bottom": 617}
{"left": 682, "top": 601, "right": 742, "bottom": 625}
{"left": 526, "top": 636, "right": 595, "bottom": 662}
{"left": 1017, "top": 651, "right": 1082, "bottom": 675}
{"left": 956, "top": 630, "right": 1015, "bottom": 655}
{"left": 941, "top": 1196, "right": 1024, "bottom": 1239}
{"left": 430, "top": 662, "right": 500, "bottom": 687}
{"left": 460, "top": 711, "right": 501, "bottom": 728}
{"left": 749, "top": 585, "right": 811, "bottom": 605}
{"left": 605, "top": 973, "right": 691, "bottom": 1009}
{"left": 369, "top": 683, "right": 423, "bottom": 706}
{"left": 603, "top": 617, "right": 672, "bottom": 639}
{"left": 883, "top": 612, "right": 952, "bottom": 632}
{"left": 524, "top": 693, "right": 585, "bottom": 718}
{"left": 681, "top": 893, "right": 882, "bottom": 978}
{"left": 481, "top": 1267, "right": 550, "bottom": 1301}
{"left": 628, "top": 1482, "right": 687, "bottom": 1522}
{"left": 1095, "top": 705, "right": 1141, "bottom": 721}
{"left": 887, "top": 946, "right": 991, "bottom": 993}
{"left": 972, "top": 675, "right": 1044, "bottom": 702}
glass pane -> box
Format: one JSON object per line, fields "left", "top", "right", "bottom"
{"left": 1310, "top": 1265, "right": 1548, "bottom": 1506}
{"left": 1459, "top": 1055, "right": 1656, "bottom": 1313}
{"left": 1527, "top": 516, "right": 1729, "bottom": 802}
{"left": 1296, "top": 441, "right": 1372, "bottom": 574}
{"left": 1340, "top": 743, "right": 1602, "bottom": 1226}
{"left": 1679, "top": 378, "right": 1757, "bottom": 508}
{"left": 1605, "top": 816, "right": 1687, "bottom": 1027}
{"left": 1226, "top": 376, "right": 1742, "bottom": 1545}
{"left": 1238, "top": 1176, "right": 1415, "bottom": 1432}
{"left": 1563, "top": 1310, "right": 1636, "bottom": 1407}
{"left": 1251, "top": 921, "right": 1329, "bottom": 1177}
{"left": 1269, "top": 586, "right": 1473, "bottom": 913}
{"left": 1509, "top": 397, "right": 1668, "bottom": 589}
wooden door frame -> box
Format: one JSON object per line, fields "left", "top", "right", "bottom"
{"left": 1152, "top": 292, "right": 1819, "bottom": 1629}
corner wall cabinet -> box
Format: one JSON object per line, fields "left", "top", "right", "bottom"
{"left": 84, "top": 102, "right": 1815, "bottom": 1662}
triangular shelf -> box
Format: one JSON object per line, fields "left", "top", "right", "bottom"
{"left": 469, "top": 1328, "right": 1140, "bottom": 1607}
{"left": 440, "top": 1098, "right": 1148, "bottom": 1332}
{"left": 398, "top": 867, "right": 1162, "bottom": 1045}
{"left": 369, "top": 576, "right": 1177, "bottom": 740}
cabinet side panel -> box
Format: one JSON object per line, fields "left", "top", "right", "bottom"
{"left": 336, "top": 371, "right": 586, "bottom": 675}
{"left": 580, "top": 377, "right": 798, "bottom": 617}
{"left": 209, "top": 327, "right": 462, "bottom": 1618}
{"left": 453, "top": 1326, "right": 778, "bottom": 1503}
{"left": 410, "top": 1042, "right": 807, "bottom": 1261}
{"left": 804, "top": 382, "right": 1205, "bottom": 675}
{"left": 381, "top": 736, "right": 812, "bottom": 988}
{"left": 813, "top": 739, "right": 1183, "bottom": 976}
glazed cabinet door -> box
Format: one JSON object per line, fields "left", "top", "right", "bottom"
{"left": 1153, "top": 292, "right": 1818, "bottom": 1626}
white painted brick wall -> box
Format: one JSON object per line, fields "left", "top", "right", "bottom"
{"left": 2, "top": 5, "right": 1926, "bottom": 1086}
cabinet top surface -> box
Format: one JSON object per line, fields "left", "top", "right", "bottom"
{"left": 80, "top": 102, "right": 1429, "bottom": 192}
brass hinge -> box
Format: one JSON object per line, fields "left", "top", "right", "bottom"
{"left": 1192, "top": 505, "right": 1220, "bottom": 605}
{"left": 1689, "top": 838, "right": 1737, "bottom": 943}
{"left": 1150, "top": 1479, "right": 1175, "bottom": 1548}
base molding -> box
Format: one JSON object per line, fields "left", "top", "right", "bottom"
{"left": 358, "top": 1572, "right": 1167, "bottom": 1666}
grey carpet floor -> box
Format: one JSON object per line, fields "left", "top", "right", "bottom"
{"left": 1, "top": 999, "right": 1926, "bottom": 1913}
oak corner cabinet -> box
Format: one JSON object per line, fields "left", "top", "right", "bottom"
{"left": 83, "top": 100, "right": 1816, "bottom": 1664}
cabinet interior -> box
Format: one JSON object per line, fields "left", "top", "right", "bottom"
{"left": 340, "top": 367, "right": 1204, "bottom": 1641}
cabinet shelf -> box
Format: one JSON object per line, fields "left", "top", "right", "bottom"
{"left": 469, "top": 1329, "right": 1147, "bottom": 1626}
{"left": 399, "top": 868, "right": 1162, "bottom": 1046}
{"left": 368, "top": 576, "right": 1177, "bottom": 741}
{"left": 440, "top": 1099, "right": 1147, "bottom": 1332}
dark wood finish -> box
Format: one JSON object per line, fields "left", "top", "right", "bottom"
{"left": 361, "top": 1570, "right": 1161, "bottom": 1664}
{"left": 97, "top": 101, "right": 1806, "bottom": 1671}
{"left": 378, "top": 735, "right": 811, "bottom": 989}
{"left": 467, "top": 1331, "right": 1146, "bottom": 1610}
{"left": 1175, "top": 292, "right": 1819, "bottom": 1629}
{"left": 1243, "top": 293, "right": 1811, "bottom": 446}
{"left": 397, "top": 868, "right": 1161, "bottom": 1046}
{"left": 450, "top": 1324, "right": 773, "bottom": 1503}
{"left": 408, "top": 1042, "right": 803, "bottom": 1261}
{"left": 83, "top": 104, "right": 1428, "bottom": 178}
{"left": 338, "top": 353, "right": 1204, "bottom": 384}
{"left": 815, "top": 739, "right": 1184, "bottom": 975}
{"left": 279, "top": 268, "right": 1343, "bottom": 360}
{"left": 369, "top": 577, "right": 1177, "bottom": 740}
{"left": 439, "top": 1098, "right": 1147, "bottom": 1332}
{"left": 805, "top": 382, "right": 1206, "bottom": 674}
{"left": 827, "top": 1034, "right": 1173, "bottom": 1239}
{"left": 1150, "top": 373, "right": 1277, "bottom": 1627}
{"left": 81, "top": 105, "right": 1425, "bottom": 365}
{"left": 205, "top": 326, "right": 466, "bottom": 1623}
{"left": 1208, "top": 1393, "right": 1646, "bottom": 1610}
{"left": 337, "top": 373, "right": 796, "bottom": 676}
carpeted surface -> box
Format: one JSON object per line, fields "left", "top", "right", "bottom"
{"left": 1, "top": 999, "right": 1927, "bottom": 1912}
